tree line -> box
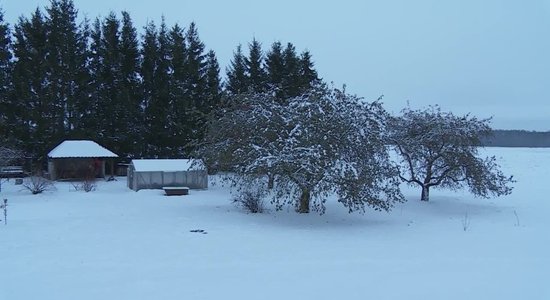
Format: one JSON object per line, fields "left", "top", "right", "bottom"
{"left": 0, "top": 0, "right": 320, "bottom": 164}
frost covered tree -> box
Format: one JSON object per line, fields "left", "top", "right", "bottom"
{"left": 388, "top": 106, "right": 514, "bottom": 201}
{"left": 200, "top": 87, "right": 403, "bottom": 214}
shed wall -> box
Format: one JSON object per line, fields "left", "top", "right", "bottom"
{"left": 128, "top": 169, "right": 208, "bottom": 191}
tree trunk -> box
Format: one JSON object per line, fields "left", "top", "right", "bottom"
{"left": 297, "top": 188, "right": 310, "bottom": 213}
{"left": 421, "top": 185, "right": 430, "bottom": 201}
{"left": 267, "top": 173, "right": 274, "bottom": 190}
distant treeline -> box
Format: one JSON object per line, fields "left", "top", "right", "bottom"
{"left": 482, "top": 130, "right": 550, "bottom": 148}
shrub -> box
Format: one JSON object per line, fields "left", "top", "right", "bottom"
{"left": 72, "top": 177, "right": 97, "bottom": 192}
{"left": 23, "top": 176, "right": 55, "bottom": 194}
{"left": 232, "top": 182, "right": 267, "bottom": 213}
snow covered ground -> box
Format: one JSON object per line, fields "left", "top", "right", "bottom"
{"left": 1, "top": 147, "right": 548, "bottom": 300}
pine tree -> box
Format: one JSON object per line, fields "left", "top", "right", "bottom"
{"left": 204, "top": 50, "right": 222, "bottom": 110}
{"left": 167, "top": 23, "right": 189, "bottom": 156}
{"left": 153, "top": 19, "right": 172, "bottom": 157}
{"left": 183, "top": 22, "right": 208, "bottom": 150}
{"left": 226, "top": 44, "right": 248, "bottom": 95}
{"left": 97, "top": 12, "right": 122, "bottom": 152}
{"left": 118, "top": 11, "right": 142, "bottom": 157}
{"left": 12, "top": 9, "right": 51, "bottom": 161}
{"left": 265, "top": 41, "right": 285, "bottom": 99}
{"left": 281, "top": 42, "right": 301, "bottom": 99}
{"left": 0, "top": 9, "right": 13, "bottom": 143}
{"left": 245, "top": 38, "right": 267, "bottom": 93}
{"left": 140, "top": 22, "right": 158, "bottom": 157}
{"left": 298, "top": 50, "right": 320, "bottom": 91}
{"left": 84, "top": 17, "right": 103, "bottom": 140}
{"left": 45, "top": 0, "right": 88, "bottom": 138}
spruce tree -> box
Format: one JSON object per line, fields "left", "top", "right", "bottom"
{"left": 298, "top": 50, "right": 320, "bottom": 91}
{"left": 84, "top": 18, "right": 104, "bottom": 140}
{"left": 118, "top": 11, "right": 142, "bottom": 157}
{"left": 97, "top": 12, "right": 122, "bottom": 152}
{"left": 140, "top": 21, "right": 158, "bottom": 157}
{"left": 281, "top": 42, "right": 301, "bottom": 99}
{"left": 168, "top": 23, "right": 189, "bottom": 156}
{"left": 226, "top": 44, "right": 248, "bottom": 95}
{"left": 0, "top": 9, "right": 13, "bottom": 142}
{"left": 45, "top": 0, "right": 88, "bottom": 138}
{"left": 183, "top": 22, "right": 208, "bottom": 151}
{"left": 12, "top": 9, "right": 51, "bottom": 161}
{"left": 245, "top": 38, "right": 267, "bottom": 93}
{"left": 204, "top": 50, "right": 222, "bottom": 110}
{"left": 265, "top": 41, "right": 285, "bottom": 99}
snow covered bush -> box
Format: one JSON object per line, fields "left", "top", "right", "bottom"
{"left": 199, "top": 86, "right": 403, "bottom": 214}
{"left": 23, "top": 176, "right": 55, "bottom": 195}
{"left": 388, "top": 106, "right": 514, "bottom": 201}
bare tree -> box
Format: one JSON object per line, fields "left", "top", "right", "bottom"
{"left": 389, "top": 106, "right": 514, "bottom": 201}
{"left": 199, "top": 87, "right": 403, "bottom": 214}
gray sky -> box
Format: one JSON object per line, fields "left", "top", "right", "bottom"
{"left": 3, "top": 0, "right": 550, "bottom": 130}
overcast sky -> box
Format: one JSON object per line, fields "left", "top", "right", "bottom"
{"left": 3, "top": 0, "right": 549, "bottom": 130}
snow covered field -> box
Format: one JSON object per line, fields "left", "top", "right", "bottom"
{"left": 1, "top": 147, "right": 549, "bottom": 300}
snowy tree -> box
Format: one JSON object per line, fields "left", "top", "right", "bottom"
{"left": 388, "top": 106, "right": 514, "bottom": 201}
{"left": 200, "top": 87, "right": 403, "bottom": 214}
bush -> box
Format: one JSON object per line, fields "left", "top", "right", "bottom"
{"left": 232, "top": 183, "right": 266, "bottom": 213}
{"left": 23, "top": 176, "right": 55, "bottom": 194}
{"left": 72, "top": 177, "right": 97, "bottom": 192}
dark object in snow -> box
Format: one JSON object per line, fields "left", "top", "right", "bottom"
{"left": 163, "top": 186, "right": 189, "bottom": 196}
{"left": 0, "top": 199, "right": 7, "bottom": 225}
{"left": 190, "top": 229, "right": 207, "bottom": 234}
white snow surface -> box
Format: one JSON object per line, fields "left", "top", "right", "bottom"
{"left": 131, "top": 159, "right": 204, "bottom": 172}
{"left": 1, "top": 147, "right": 549, "bottom": 300}
{"left": 48, "top": 140, "right": 118, "bottom": 158}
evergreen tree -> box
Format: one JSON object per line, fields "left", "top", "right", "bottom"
{"left": 265, "top": 41, "right": 284, "bottom": 98}
{"left": 97, "top": 12, "right": 122, "bottom": 152}
{"left": 45, "top": 0, "right": 88, "bottom": 138}
{"left": 12, "top": 9, "right": 51, "bottom": 161}
{"left": 204, "top": 49, "right": 222, "bottom": 110}
{"left": 84, "top": 17, "right": 103, "bottom": 140}
{"left": 140, "top": 21, "right": 158, "bottom": 157}
{"left": 298, "top": 50, "right": 320, "bottom": 91}
{"left": 183, "top": 22, "right": 208, "bottom": 150}
{"left": 118, "top": 11, "right": 142, "bottom": 157}
{"left": 168, "top": 23, "right": 189, "bottom": 156}
{"left": 0, "top": 9, "right": 13, "bottom": 142}
{"left": 226, "top": 44, "right": 248, "bottom": 95}
{"left": 245, "top": 38, "right": 267, "bottom": 93}
{"left": 281, "top": 42, "right": 301, "bottom": 99}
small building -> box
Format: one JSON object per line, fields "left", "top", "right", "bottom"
{"left": 47, "top": 140, "right": 119, "bottom": 180}
{"left": 127, "top": 159, "right": 208, "bottom": 191}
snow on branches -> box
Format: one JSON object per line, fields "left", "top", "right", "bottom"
{"left": 199, "top": 87, "right": 403, "bottom": 214}
{"left": 388, "top": 106, "right": 514, "bottom": 201}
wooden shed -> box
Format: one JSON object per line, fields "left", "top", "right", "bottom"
{"left": 47, "top": 140, "right": 119, "bottom": 180}
{"left": 127, "top": 159, "right": 208, "bottom": 191}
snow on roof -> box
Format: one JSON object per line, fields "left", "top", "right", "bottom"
{"left": 131, "top": 159, "right": 205, "bottom": 172}
{"left": 48, "top": 140, "right": 118, "bottom": 158}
